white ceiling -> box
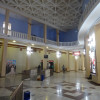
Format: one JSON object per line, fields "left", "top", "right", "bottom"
{"left": 0, "top": 0, "right": 83, "bottom": 31}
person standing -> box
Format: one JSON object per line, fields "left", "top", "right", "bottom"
{"left": 62, "top": 65, "right": 65, "bottom": 73}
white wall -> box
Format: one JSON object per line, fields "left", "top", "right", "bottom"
{"left": 30, "top": 51, "right": 44, "bottom": 69}
{"left": 6, "top": 47, "right": 70, "bottom": 73}
{"left": 7, "top": 47, "right": 45, "bottom": 73}
{"left": 1, "top": 46, "right": 83, "bottom": 74}
{"left": 48, "top": 52, "right": 68, "bottom": 71}
{"left": 69, "top": 54, "right": 75, "bottom": 71}
{"left": 48, "top": 52, "right": 57, "bottom": 68}
{"left": 59, "top": 53, "right": 68, "bottom": 71}
{"left": 7, "top": 47, "right": 26, "bottom": 73}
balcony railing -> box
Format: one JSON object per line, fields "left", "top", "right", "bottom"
{"left": 11, "top": 30, "right": 27, "bottom": 39}
{"left": 79, "top": 0, "right": 99, "bottom": 29}
{"left": 59, "top": 41, "right": 79, "bottom": 46}
{"left": 47, "top": 39, "right": 57, "bottom": 45}
{"left": 0, "top": 28, "right": 28, "bottom": 39}
{"left": 31, "top": 35, "right": 44, "bottom": 43}
{"left": 0, "top": 27, "right": 79, "bottom": 47}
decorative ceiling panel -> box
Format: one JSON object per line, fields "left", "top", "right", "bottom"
{"left": 0, "top": 0, "right": 83, "bottom": 31}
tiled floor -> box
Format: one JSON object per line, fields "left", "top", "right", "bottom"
{"left": 0, "top": 71, "right": 100, "bottom": 100}
{"left": 23, "top": 71, "right": 100, "bottom": 100}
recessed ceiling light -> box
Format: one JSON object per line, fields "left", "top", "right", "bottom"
{"left": 13, "top": 40, "right": 16, "bottom": 43}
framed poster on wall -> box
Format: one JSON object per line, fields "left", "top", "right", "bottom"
{"left": 6, "top": 60, "right": 16, "bottom": 75}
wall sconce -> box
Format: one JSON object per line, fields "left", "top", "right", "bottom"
{"left": 20, "top": 48, "right": 23, "bottom": 51}
{"left": 83, "top": 49, "right": 86, "bottom": 55}
{"left": 56, "top": 51, "right": 61, "bottom": 58}
{"left": 13, "top": 40, "right": 16, "bottom": 43}
{"left": 26, "top": 46, "right": 33, "bottom": 55}
{"left": 75, "top": 56, "right": 78, "bottom": 60}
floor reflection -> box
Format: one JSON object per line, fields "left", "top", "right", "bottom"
{"left": 0, "top": 71, "right": 100, "bottom": 100}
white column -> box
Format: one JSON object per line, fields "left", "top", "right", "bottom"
{"left": 81, "top": 53, "right": 85, "bottom": 71}
{"left": 85, "top": 35, "right": 90, "bottom": 77}
{"left": 56, "top": 58, "right": 60, "bottom": 72}
{"left": 26, "top": 53, "right": 30, "bottom": 70}
{"left": 1, "top": 39, "right": 8, "bottom": 77}
{"left": 43, "top": 47, "right": 48, "bottom": 70}
{"left": 66, "top": 51, "right": 70, "bottom": 71}
{"left": 43, "top": 24, "right": 47, "bottom": 69}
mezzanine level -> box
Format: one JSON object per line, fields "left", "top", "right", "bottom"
{"left": 0, "top": 27, "right": 83, "bottom": 50}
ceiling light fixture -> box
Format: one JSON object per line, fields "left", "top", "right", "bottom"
{"left": 32, "top": 44, "right": 34, "bottom": 46}
{"left": 13, "top": 40, "right": 16, "bottom": 43}
{"left": 26, "top": 46, "right": 33, "bottom": 55}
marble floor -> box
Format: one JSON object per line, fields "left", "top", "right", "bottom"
{"left": 23, "top": 71, "right": 100, "bottom": 100}
{"left": 0, "top": 71, "right": 100, "bottom": 100}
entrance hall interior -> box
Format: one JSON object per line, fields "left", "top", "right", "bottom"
{"left": 0, "top": 0, "right": 100, "bottom": 100}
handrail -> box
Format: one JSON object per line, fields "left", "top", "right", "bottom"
{"left": 31, "top": 35, "right": 36, "bottom": 41}
{"left": 36, "top": 36, "right": 44, "bottom": 43}
{"left": 59, "top": 41, "right": 79, "bottom": 46}
{"left": 79, "top": 0, "right": 99, "bottom": 29}
{"left": 47, "top": 39, "right": 57, "bottom": 45}
{"left": 10, "top": 81, "right": 23, "bottom": 100}
{"left": 11, "top": 30, "right": 27, "bottom": 39}
{"left": 31, "top": 35, "right": 44, "bottom": 43}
